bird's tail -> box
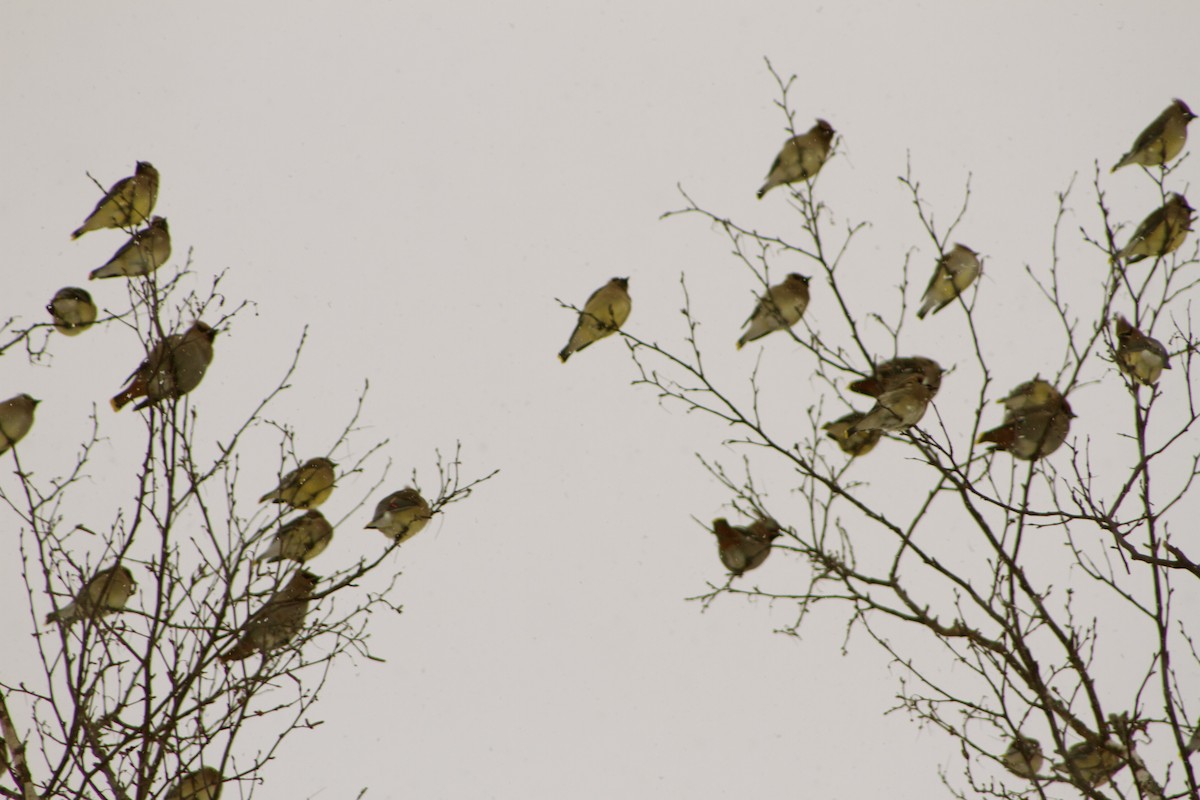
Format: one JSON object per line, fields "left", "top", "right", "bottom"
{"left": 70, "top": 226, "right": 87, "bottom": 240}
{"left": 111, "top": 390, "right": 136, "bottom": 412}
{"left": 219, "top": 640, "right": 254, "bottom": 662}
{"left": 977, "top": 426, "right": 1012, "bottom": 449}
{"left": 557, "top": 348, "right": 571, "bottom": 363}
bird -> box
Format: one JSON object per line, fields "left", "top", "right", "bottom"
{"left": 365, "top": 487, "right": 433, "bottom": 543}
{"left": 255, "top": 510, "right": 334, "bottom": 564}
{"left": 0, "top": 394, "right": 39, "bottom": 455}
{"left": 47, "top": 287, "right": 98, "bottom": 335}
{"left": 1114, "top": 315, "right": 1171, "bottom": 386}
{"left": 822, "top": 411, "right": 882, "bottom": 457}
{"left": 710, "top": 517, "right": 782, "bottom": 576}
{"left": 111, "top": 321, "right": 217, "bottom": 411}
{"left": 45, "top": 565, "right": 136, "bottom": 626}
{"left": 89, "top": 217, "right": 172, "bottom": 280}
{"left": 71, "top": 161, "right": 160, "bottom": 239}
{"left": 1055, "top": 740, "right": 1125, "bottom": 787}
{"left": 916, "top": 244, "right": 981, "bottom": 319}
{"left": 849, "top": 356, "right": 943, "bottom": 398}
{"left": 997, "top": 378, "right": 1064, "bottom": 415}
{"left": 1001, "top": 735, "right": 1044, "bottom": 779}
{"left": 737, "top": 273, "right": 811, "bottom": 349}
{"left": 757, "top": 119, "right": 836, "bottom": 199}
{"left": 1115, "top": 193, "right": 1193, "bottom": 263}
{"left": 219, "top": 569, "right": 319, "bottom": 662}
{"left": 165, "top": 767, "right": 223, "bottom": 800}
{"left": 558, "top": 277, "right": 631, "bottom": 362}
{"left": 978, "top": 380, "right": 1074, "bottom": 460}
{"left": 849, "top": 374, "right": 934, "bottom": 433}
{"left": 1111, "top": 99, "right": 1196, "bottom": 173}
{"left": 259, "top": 457, "right": 336, "bottom": 510}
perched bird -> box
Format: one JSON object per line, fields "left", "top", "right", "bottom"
{"left": 737, "top": 273, "right": 811, "bottom": 349}
{"left": 711, "top": 517, "right": 782, "bottom": 576}
{"left": 89, "top": 217, "right": 172, "bottom": 280}
{"left": 220, "top": 569, "right": 319, "bottom": 662}
{"left": 916, "top": 244, "right": 981, "bottom": 319}
{"left": 71, "top": 161, "right": 160, "bottom": 239}
{"left": 45, "top": 565, "right": 136, "bottom": 626}
{"left": 558, "top": 277, "right": 631, "bottom": 362}
{"left": 366, "top": 487, "right": 433, "bottom": 544}
{"left": 1001, "top": 735, "right": 1044, "bottom": 779}
{"left": 47, "top": 287, "right": 98, "bottom": 335}
{"left": 757, "top": 119, "right": 836, "bottom": 199}
{"left": 259, "top": 457, "right": 336, "bottom": 510}
{"left": 0, "top": 394, "right": 38, "bottom": 455}
{"left": 997, "top": 378, "right": 1063, "bottom": 415}
{"left": 1115, "top": 193, "right": 1193, "bottom": 263}
{"left": 111, "top": 321, "right": 217, "bottom": 411}
{"left": 849, "top": 356, "right": 943, "bottom": 399}
{"left": 849, "top": 374, "right": 934, "bottom": 433}
{"left": 1115, "top": 315, "right": 1171, "bottom": 386}
{"left": 822, "top": 411, "right": 882, "bottom": 457}
{"left": 255, "top": 510, "right": 334, "bottom": 564}
{"left": 165, "top": 767, "right": 223, "bottom": 800}
{"left": 978, "top": 379, "right": 1074, "bottom": 460}
{"left": 1055, "top": 740, "right": 1124, "bottom": 787}
{"left": 1111, "top": 99, "right": 1196, "bottom": 173}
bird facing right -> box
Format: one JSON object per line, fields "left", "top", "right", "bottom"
{"left": 71, "top": 161, "right": 160, "bottom": 239}
{"left": 45, "top": 565, "right": 137, "bottom": 626}
{"left": 255, "top": 510, "right": 334, "bottom": 564}
{"left": 558, "top": 277, "right": 631, "bottom": 362}
{"left": 710, "top": 517, "right": 782, "bottom": 576}
{"left": 258, "top": 457, "right": 337, "bottom": 510}
{"left": 0, "top": 393, "right": 38, "bottom": 455}
{"left": 849, "top": 356, "right": 943, "bottom": 399}
{"left": 89, "top": 216, "right": 172, "bottom": 280}
{"left": 1111, "top": 99, "right": 1196, "bottom": 172}
{"left": 737, "top": 273, "right": 810, "bottom": 349}
{"left": 916, "top": 244, "right": 981, "bottom": 319}
{"left": 111, "top": 321, "right": 217, "bottom": 411}
{"left": 165, "top": 767, "right": 223, "bottom": 800}
{"left": 1001, "top": 735, "right": 1044, "bottom": 779}
{"left": 366, "top": 487, "right": 433, "bottom": 543}
{"left": 849, "top": 374, "right": 934, "bottom": 433}
{"left": 757, "top": 119, "right": 836, "bottom": 198}
{"left": 219, "top": 569, "right": 319, "bottom": 662}
{"left": 1115, "top": 193, "right": 1194, "bottom": 263}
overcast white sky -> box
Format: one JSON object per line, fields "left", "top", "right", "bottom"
{"left": 2, "top": 2, "right": 1198, "bottom": 797}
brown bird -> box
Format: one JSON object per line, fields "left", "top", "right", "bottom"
{"left": 1114, "top": 315, "right": 1171, "bottom": 386}
{"left": 916, "top": 244, "right": 982, "bottom": 319}
{"left": 757, "top": 119, "right": 836, "bottom": 199}
{"left": 849, "top": 356, "right": 943, "bottom": 399}
{"left": 89, "top": 217, "right": 172, "bottom": 280}
{"left": 978, "top": 379, "right": 1074, "bottom": 460}
{"left": 1116, "top": 193, "right": 1193, "bottom": 263}
{"left": 1055, "top": 740, "right": 1125, "bottom": 787}
{"left": 997, "top": 378, "right": 1063, "bottom": 415}
{"left": 45, "top": 565, "right": 136, "bottom": 626}
{"left": 0, "top": 393, "right": 38, "bottom": 455}
{"left": 365, "top": 487, "right": 433, "bottom": 544}
{"left": 1112, "top": 99, "right": 1196, "bottom": 173}
{"left": 737, "top": 273, "right": 811, "bottom": 349}
{"left": 111, "top": 321, "right": 217, "bottom": 411}
{"left": 1001, "top": 735, "right": 1044, "bottom": 780}
{"left": 558, "top": 277, "right": 631, "bottom": 362}
{"left": 165, "top": 767, "right": 223, "bottom": 800}
{"left": 255, "top": 510, "right": 334, "bottom": 564}
{"left": 849, "top": 374, "right": 934, "bottom": 433}
{"left": 822, "top": 411, "right": 882, "bottom": 457}
{"left": 71, "top": 161, "right": 160, "bottom": 239}
{"left": 219, "top": 570, "right": 319, "bottom": 662}
{"left": 47, "top": 287, "right": 98, "bottom": 335}
{"left": 711, "top": 517, "right": 782, "bottom": 576}
{"left": 259, "top": 457, "right": 336, "bottom": 510}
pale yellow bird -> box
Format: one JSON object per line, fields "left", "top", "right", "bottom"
{"left": 1112, "top": 99, "right": 1196, "bottom": 173}
{"left": 558, "top": 277, "right": 631, "bottom": 362}
{"left": 849, "top": 356, "right": 943, "bottom": 399}
{"left": 998, "top": 378, "right": 1063, "bottom": 415}
{"left": 165, "top": 767, "right": 223, "bottom": 800}
{"left": 849, "top": 375, "right": 933, "bottom": 433}
{"left": 711, "top": 517, "right": 781, "bottom": 576}
{"left": 1115, "top": 315, "right": 1170, "bottom": 386}
{"left": 365, "top": 487, "right": 433, "bottom": 543}
{"left": 220, "top": 569, "right": 319, "bottom": 662}
{"left": 89, "top": 217, "right": 171, "bottom": 280}
{"left": 1116, "top": 193, "right": 1193, "bottom": 263}
{"left": 1055, "top": 740, "right": 1124, "bottom": 787}
{"left": 916, "top": 244, "right": 981, "bottom": 319}
{"left": 822, "top": 411, "right": 882, "bottom": 457}
{"left": 256, "top": 510, "right": 334, "bottom": 564}
{"left": 1001, "top": 735, "right": 1044, "bottom": 779}
{"left": 259, "top": 457, "right": 336, "bottom": 510}
{"left": 737, "top": 273, "right": 810, "bottom": 349}
{"left": 111, "top": 322, "right": 217, "bottom": 411}
{"left": 45, "top": 565, "right": 136, "bottom": 626}
{"left": 71, "top": 161, "right": 160, "bottom": 239}
{"left": 757, "top": 119, "right": 836, "bottom": 199}
{"left": 0, "top": 394, "right": 38, "bottom": 455}
{"left": 47, "top": 287, "right": 98, "bottom": 335}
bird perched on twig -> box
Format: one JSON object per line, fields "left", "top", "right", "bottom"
{"left": 849, "top": 374, "right": 934, "bottom": 433}
{"left": 710, "top": 517, "right": 782, "bottom": 576}
{"left": 47, "top": 287, "right": 98, "bottom": 335}
{"left": 849, "top": 356, "right": 943, "bottom": 399}
{"left": 89, "top": 217, "right": 172, "bottom": 280}
{"left": 111, "top": 322, "right": 217, "bottom": 411}
{"left": 165, "top": 767, "right": 223, "bottom": 800}
{"left": 219, "top": 570, "right": 319, "bottom": 662}
{"left": 1115, "top": 193, "right": 1193, "bottom": 263}
{"left": 916, "top": 244, "right": 981, "bottom": 319}
{"left": 558, "top": 277, "right": 631, "bottom": 362}
{"left": 1111, "top": 99, "right": 1196, "bottom": 173}
{"left": 1001, "top": 735, "right": 1044, "bottom": 779}
{"left": 1055, "top": 740, "right": 1125, "bottom": 787}
{"left": 757, "top": 119, "right": 836, "bottom": 199}
{"left": 978, "top": 378, "right": 1074, "bottom": 460}
{"left": 737, "top": 273, "right": 810, "bottom": 349}
{"left": 71, "top": 161, "right": 160, "bottom": 239}
{"left": 255, "top": 510, "right": 334, "bottom": 564}
{"left": 366, "top": 487, "right": 433, "bottom": 544}
{"left": 0, "top": 394, "right": 38, "bottom": 455}
{"left": 45, "top": 565, "right": 136, "bottom": 626}
{"left": 259, "top": 457, "right": 336, "bottom": 510}
{"left": 1114, "top": 315, "right": 1171, "bottom": 386}
{"left": 822, "top": 411, "right": 882, "bottom": 457}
